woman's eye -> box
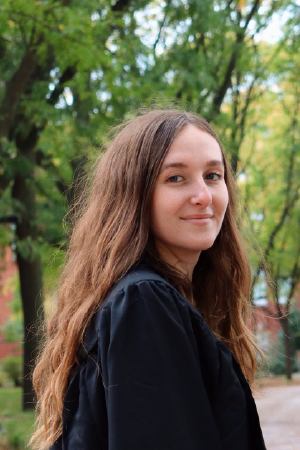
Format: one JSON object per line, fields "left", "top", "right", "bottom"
{"left": 167, "top": 175, "right": 184, "bottom": 183}
{"left": 205, "top": 172, "right": 222, "bottom": 181}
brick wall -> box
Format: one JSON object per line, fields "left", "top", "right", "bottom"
{"left": 0, "top": 246, "right": 22, "bottom": 360}
{"left": 0, "top": 341, "right": 22, "bottom": 359}
{"left": 0, "top": 248, "right": 17, "bottom": 326}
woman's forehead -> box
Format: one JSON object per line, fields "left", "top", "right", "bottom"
{"left": 161, "top": 125, "right": 223, "bottom": 165}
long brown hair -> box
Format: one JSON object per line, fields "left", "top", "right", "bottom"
{"left": 30, "top": 109, "right": 258, "bottom": 449}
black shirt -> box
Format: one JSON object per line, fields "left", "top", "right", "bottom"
{"left": 52, "top": 263, "right": 266, "bottom": 450}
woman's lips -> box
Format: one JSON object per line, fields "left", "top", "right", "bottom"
{"left": 181, "top": 214, "right": 213, "bottom": 225}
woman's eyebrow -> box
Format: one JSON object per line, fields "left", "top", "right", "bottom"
{"left": 160, "top": 159, "right": 224, "bottom": 173}
{"left": 206, "top": 159, "right": 224, "bottom": 169}
{"left": 160, "top": 162, "right": 188, "bottom": 173}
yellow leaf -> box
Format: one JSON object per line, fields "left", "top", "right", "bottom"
{"left": 58, "top": 24, "right": 65, "bottom": 30}
{"left": 238, "top": 0, "right": 262, "bottom": 8}
{"left": 53, "top": 158, "right": 60, "bottom": 166}
{"left": 8, "top": 19, "right": 15, "bottom": 28}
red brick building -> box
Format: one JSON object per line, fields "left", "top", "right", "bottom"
{"left": 252, "top": 301, "right": 281, "bottom": 350}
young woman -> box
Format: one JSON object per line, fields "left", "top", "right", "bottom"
{"left": 31, "top": 109, "right": 266, "bottom": 450}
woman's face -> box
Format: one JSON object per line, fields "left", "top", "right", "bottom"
{"left": 151, "top": 124, "right": 229, "bottom": 266}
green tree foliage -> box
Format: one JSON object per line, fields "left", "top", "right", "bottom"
{"left": 0, "top": 0, "right": 300, "bottom": 407}
{"left": 237, "top": 18, "right": 300, "bottom": 378}
{"left": 0, "top": 0, "right": 152, "bottom": 409}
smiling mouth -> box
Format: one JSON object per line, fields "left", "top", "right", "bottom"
{"left": 182, "top": 214, "right": 213, "bottom": 220}
{"left": 181, "top": 216, "right": 213, "bottom": 225}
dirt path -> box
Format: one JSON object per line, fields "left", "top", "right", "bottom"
{"left": 255, "top": 384, "right": 300, "bottom": 450}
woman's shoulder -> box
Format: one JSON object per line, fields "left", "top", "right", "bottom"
{"left": 82, "top": 263, "right": 186, "bottom": 353}
{"left": 103, "top": 262, "right": 178, "bottom": 306}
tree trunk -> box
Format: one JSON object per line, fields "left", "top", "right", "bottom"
{"left": 17, "top": 253, "right": 44, "bottom": 409}
{"left": 12, "top": 150, "right": 44, "bottom": 410}
{"left": 280, "top": 315, "right": 293, "bottom": 380}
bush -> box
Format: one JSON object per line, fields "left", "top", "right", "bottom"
{"left": 0, "top": 370, "right": 8, "bottom": 387}
{"left": 0, "top": 388, "right": 35, "bottom": 450}
{"left": 294, "top": 331, "right": 300, "bottom": 350}
{"left": 263, "top": 308, "right": 300, "bottom": 377}
{"left": 1, "top": 356, "right": 23, "bottom": 387}
{"left": 267, "top": 352, "right": 298, "bottom": 376}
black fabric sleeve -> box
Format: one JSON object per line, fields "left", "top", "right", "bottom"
{"left": 97, "top": 280, "right": 223, "bottom": 450}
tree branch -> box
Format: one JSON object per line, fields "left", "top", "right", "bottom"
{"left": 153, "top": 0, "right": 171, "bottom": 54}
{"left": 243, "top": 0, "right": 261, "bottom": 30}
{"left": 48, "top": 66, "right": 77, "bottom": 106}
{"left": 10, "top": 12, "right": 97, "bottom": 49}
{"left": 209, "top": 0, "right": 262, "bottom": 120}
{"left": 209, "top": 31, "right": 243, "bottom": 119}
{"left": 0, "top": 48, "right": 38, "bottom": 139}
{"left": 112, "top": 0, "right": 132, "bottom": 12}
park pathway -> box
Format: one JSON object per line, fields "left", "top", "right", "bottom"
{"left": 255, "top": 384, "right": 300, "bottom": 450}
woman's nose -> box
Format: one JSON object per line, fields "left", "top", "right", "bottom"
{"left": 189, "top": 181, "right": 212, "bottom": 207}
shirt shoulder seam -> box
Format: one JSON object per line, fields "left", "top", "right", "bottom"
{"left": 102, "top": 278, "right": 182, "bottom": 311}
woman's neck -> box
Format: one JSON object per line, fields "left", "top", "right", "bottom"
{"left": 154, "top": 241, "right": 200, "bottom": 281}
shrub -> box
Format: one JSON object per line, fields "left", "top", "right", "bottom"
{"left": 0, "top": 370, "right": 8, "bottom": 387}
{"left": 1, "top": 356, "right": 23, "bottom": 387}
{"left": 294, "top": 331, "right": 300, "bottom": 350}
{"left": 7, "top": 422, "right": 23, "bottom": 449}
{"left": 267, "top": 352, "right": 298, "bottom": 375}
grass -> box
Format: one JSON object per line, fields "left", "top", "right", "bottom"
{"left": 0, "top": 388, "right": 35, "bottom": 450}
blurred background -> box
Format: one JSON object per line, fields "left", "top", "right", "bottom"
{"left": 0, "top": 0, "right": 300, "bottom": 448}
